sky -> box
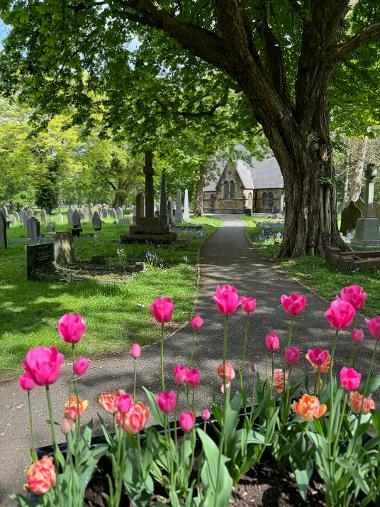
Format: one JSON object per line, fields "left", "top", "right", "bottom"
{"left": 0, "top": 19, "right": 10, "bottom": 47}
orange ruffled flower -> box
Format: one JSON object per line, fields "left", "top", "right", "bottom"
{"left": 293, "top": 394, "right": 327, "bottom": 421}
{"left": 305, "top": 349, "right": 330, "bottom": 373}
{"left": 25, "top": 456, "right": 56, "bottom": 495}
{"left": 348, "top": 391, "right": 375, "bottom": 414}
{"left": 64, "top": 395, "right": 89, "bottom": 421}
{"left": 273, "top": 369, "right": 289, "bottom": 393}
{"left": 98, "top": 389, "right": 125, "bottom": 414}
{"left": 116, "top": 402, "right": 149, "bottom": 434}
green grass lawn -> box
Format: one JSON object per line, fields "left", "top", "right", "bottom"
{"left": 0, "top": 215, "right": 220, "bottom": 378}
{"left": 245, "top": 215, "right": 380, "bottom": 317}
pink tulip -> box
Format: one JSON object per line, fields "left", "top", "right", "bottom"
{"left": 280, "top": 294, "right": 306, "bottom": 317}
{"left": 340, "top": 285, "right": 367, "bottom": 311}
{"left": 58, "top": 313, "right": 86, "bottom": 344}
{"left": 129, "top": 343, "right": 141, "bottom": 359}
{"left": 306, "top": 348, "right": 330, "bottom": 373}
{"left": 216, "top": 361, "right": 235, "bottom": 383}
{"left": 22, "top": 346, "right": 64, "bottom": 386}
{"left": 241, "top": 297, "right": 257, "bottom": 314}
{"left": 191, "top": 315, "right": 203, "bottom": 329}
{"left": 156, "top": 390, "right": 177, "bottom": 413}
{"left": 284, "top": 346, "right": 301, "bottom": 365}
{"left": 340, "top": 367, "right": 361, "bottom": 391}
{"left": 178, "top": 411, "right": 195, "bottom": 432}
{"left": 150, "top": 297, "right": 175, "bottom": 324}
{"left": 73, "top": 357, "right": 89, "bottom": 376}
{"left": 186, "top": 368, "right": 201, "bottom": 386}
{"left": 211, "top": 284, "right": 242, "bottom": 315}
{"left": 174, "top": 364, "right": 188, "bottom": 384}
{"left": 61, "top": 417, "right": 73, "bottom": 435}
{"left": 116, "top": 393, "right": 133, "bottom": 414}
{"left": 265, "top": 332, "right": 280, "bottom": 352}
{"left": 19, "top": 372, "right": 36, "bottom": 391}
{"left": 202, "top": 409, "right": 211, "bottom": 421}
{"left": 366, "top": 317, "right": 380, "bottom": 339}
{"left": 352, "top": 328, "right": 364, "bottom": 344}
{"left": 324, "top": 299, "right": 355, "bottom": 329}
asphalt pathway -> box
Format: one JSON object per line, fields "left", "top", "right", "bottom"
{"left": 0, "top": 217, "right": 377, "bottom": 505}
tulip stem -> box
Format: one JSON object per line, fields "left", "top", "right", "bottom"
{"left": 190, "top": 329, "right": 195, "bottom": 368}
{"left": 239, "top": 314, "right": 250, "bottom": 392}
{"left": 328, "top": 329, "right": 339, "bottom": 447}
{"left": 359, "top": 339, "right": 378, "bottom": 416}
{"left": 133, "top": 360, "right": 137, "bottom": 403}
{"left": 46, "top": 385, "right": 63, "bottom": 507}
{"left": 72, "top": 344, "right": 81, "bottom": 474}
{"left": 160, "top": 324, "right": 165, "bottom": 390}
{"left": 27, "top": 391, "right": 37, "bottom": 462}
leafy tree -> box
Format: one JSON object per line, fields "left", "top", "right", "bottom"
{"left": 0, "top": 0, "right": 379, "bottom": 256}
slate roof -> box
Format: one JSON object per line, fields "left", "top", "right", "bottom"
{"left": 204, "top": 156, "right": 284, "bottom": 191}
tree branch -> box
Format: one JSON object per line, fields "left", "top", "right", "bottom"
{"left": 334, "top": 23, "right": 380, "bottom": 61}
{"left": 155, "top": 85, "right": 229, "bottom": 117}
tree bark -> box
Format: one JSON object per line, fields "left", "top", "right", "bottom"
{"left": 193, "top": 161, "right": 208, "bottom": 216}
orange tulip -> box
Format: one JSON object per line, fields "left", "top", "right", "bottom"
{"left": 293, "top": 394, "right": 327, "bottom": 421}
{"left": 116, "top": 402, "right": 149, "bottom": 434}
{"left": 64, "top": 395, "right": 89, "bottom": 421}
{"left": 348, "top": 391, "right": 375, "bottom": 414}
{"left": 25, "top": 456, "right": 56, "bottom": 495}
{"left": 98, "top": 389, "right": 125, "bottom": 414}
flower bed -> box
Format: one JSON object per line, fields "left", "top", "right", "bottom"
{"left": 13, "top": 286, "right": 380, "bottom": 506}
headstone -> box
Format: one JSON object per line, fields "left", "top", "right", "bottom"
{"left": 1, "top": 205, "right": 8, "bottom": 217}
{"left": 27, "top": 217, "right": 40, "bottom": 241}
{"left": 0, "top": 211, "right": 7, "bottom": 248}
{"left": 46, "top": 222, "right": 55, "bottom": 234}
{"left": 160, "top": 171, "right": 168, "bottom": 225}
{"left": 92, "top": 211, "right": 102, "bottom": 231}
{"left": 183, "top": 189, "right": 190, "bottom": 222}
{"left": 67, "top": 207, "right": 74, "bottom": 226}
{"left": 340, "top": 201, "right": 361, "bottom": 236}
{"left": 54, "top": 232, "right": 74, "bottom": 264}
{"left": 40, "top": 209, "right": 46, "bottom": 223}
{"left": 167, "top": 197, "right": 174, "bottom": 225}
{"left": 101, "top": 207, "right": 108, "bottom": 219}
{"left": 175, "top": 190, "right": 182, "bottom": 222}
{"left": 110, "top": 208, "right": 117, "bottom": 220}
{"left": 14, "top": 211, "right": 20, "bottom": 223}
{"left": 27, "top": 243, "right": 54, "bottom": 279}
{"left": 116, "top": 207, "right": 123, "bottom": 221}
{"left": 58, "top": 213, "right": 64, "bottom": 224}
{"left": 72, "top": 210, "right": 82, "bottom": 237}
{"left": 21, "top": 211, "right": 28, "bottom": 229}
{"left": 136, "top": 193, "right": 145, "bottom": 220}
{"left": 131, "top": 205, "right": 136, "bottom": 225}
{"left": 27, "top": 208, "right": 33, "bottom": 218}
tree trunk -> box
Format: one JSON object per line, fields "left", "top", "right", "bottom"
{"left": 350, "top": 136, "right": 368, "bottom": 202}
{"left": 193, "top": 161, "right": 208, "bottom": 216}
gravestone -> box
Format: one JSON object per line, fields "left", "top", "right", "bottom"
{"left": 167, "top": 197, "right": 174, "bottom": 226}
{"left": 101, "top": 208, "right": 108, "bottom": 219}
{"left": 116, "top": 207, "right": 123, "bottom": 221}
{"left": 21, "top": 211, "right": 28, "bottom": 229}
{"left": 14, "top": 211, "right": 20, "bottom": 223}
{"left": 175, "top": 190, "right": 182, "bottom": 222}
{"left": 27, "top": 217, "right": 40, "bottom": 241}
{"left": 183, "top": 189, "right": 190, "bottom": 222}
{"left": 46, "top": 222, "right": 55, "bottom": 234}
{"left": 110, "top": 208, "right": 117, "bottom": 220}
{"left": 92, "top": 211, "right": 102, "bottom": 231}
{"left": 58, "top": 213, "right": 64, "bottom": 224}
{"left": 1, "top": 205, "right": 8, "bottom": 218}
{"left": 0, "top": 211, "right": 7, "bottom": 248}
{"left": 27, "top": 243, "right": 54, "bottom": 279}
{"left": 340, "top": 201, "right": 361, "bottom": 236}
{"left": 72, "top": 210, "right": 82, "bottom": 237}
{"left": 67, "top": 207, "right": 74, "bottom": 226}
{"left": 54, "top": 232, "right": 74, "bottom": 264}
{"left": 27, "top": 208, "right": 33, "bottom": 218}
{"left": 40, "top": 209, "right": 46, "bottom": 223}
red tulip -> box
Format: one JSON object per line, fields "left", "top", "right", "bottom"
{"left": 150, "top": 297, "right": 175, "bottom": 324}
{"left": 73, "top": 356, "right": 89, "bottom": 376}
{"left": 174, "top": 364, "right": 188, "bottom": 384}
{"left": 284, "top": 346, "right": 301, "bottom": 365}
{"left": 156, "top": 390, "right": 177, "bottom": 413}
{"left": 58, "top": 313, "right": 86, "bottom": 343}
{"left": 211, "top": 284, "right": 242, "bottom": 315}
{"left": 116, "top": 393, "right": 133, "bottom": 414}
{"left": 324, "top": 299, "right": 355, "bottom": 329}
{"left": 129, "top": 343, "right": 141, "bottom": 358}
{"left": 351, "top": 328, "right": 364, "bottom": 344}
{"left": 280, "top": 294, "right": 306, "bottom": 316}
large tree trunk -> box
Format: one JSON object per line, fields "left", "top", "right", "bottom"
{"left": 193, "top": 161, "right": 208, "bottom": 216}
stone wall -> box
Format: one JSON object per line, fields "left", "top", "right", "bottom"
{"left": 254, "top": 189, "right": 283, "bottom": 212}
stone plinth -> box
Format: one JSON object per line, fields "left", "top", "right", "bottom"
{"left": 351, "top": 218, "right": 380, "bottom": 247}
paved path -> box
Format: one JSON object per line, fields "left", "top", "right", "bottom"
{"left": 0, "top": 217, "right": 377, "bottom": 505}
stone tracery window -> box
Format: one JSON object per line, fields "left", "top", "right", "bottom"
{"left": 262, "top": 192, "right": 274, "bottom": 207}
{"left": 223, "top": 181, "right": 229, "bottom": 199}
{"left": 230, "top": 180, "right": 235, "bottom": 198}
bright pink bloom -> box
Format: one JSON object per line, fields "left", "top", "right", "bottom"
{"left": 352, "top": 328, "right": 364, "bottom": 344}
{"left": 58, "top": 313, "right": 86, "bottom": 344}
{"left": 191, "top": 315, "right": 203, "bottom": 329}
{"left": 129, "top": 343, "right": 141, "bottom": 359}
{"left": 19, "top": 372, "right": 36, "bottom": 391}
{"left": 265, "top": 332, "right": 280, "bottom": 352}
{"left": 280, "top": 294, "right": 306, "bottom": 316}
{"left": 186, "top": 368, "right": 201, "bottom": 386}
{"left": 324, "top": 299, "right": 355, "bottom": 329}
{"left": 156, "top": 390, "right": 177, "bottom": 413}
{"left": 174, "top": 364, "right": 188, "bottom": 384}
{"left": 22, "top": 347, "right": 64, "bottom": 386}
{"left": 241, "top": 297, "right": 257, "bottom": 314}
{"left": 306, "top": 348, "right": 330, "bottom": 373}
{"left": 202, "top": 409, "right": 211, "bottom": 420}
{"left": 73, "top": 356, "right": 89, "bottom": 376}
{"left": 366, "top": 317, "right": 380, "bottom": 339}
{"left": 150, "top": 297, "right": 175, "bottom": 324}
{"left": 284, "top": 346, "right": 301, "bottom": 365}
{"left": 340, "top": 285, "right": 367, "bottom": 311}
{"left": 216, "top": 361, "right": 235, "bottom": 383}
{"left": 340, "top": 367, "right": 361, "bottom": 391}
{"left": 178, "top": 411, "right": 195, "bottom": 432}
{"left": 116, "top": 393, "right": 133, "bottom": 414}
{"left": 211, "top": 284, "right": 242, "bottom": 315}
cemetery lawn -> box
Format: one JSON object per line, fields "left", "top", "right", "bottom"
{"left": 245, "top": 216, "right": 380, "bottom": 317}
{"left": 0, "top": 216, "right": 220, "bottom": 378}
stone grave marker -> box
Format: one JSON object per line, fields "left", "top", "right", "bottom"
{"left": 46, "top": 222, "right": 55, "bottom": 234}
{"left": 40, "top": 209, "right": 47, "bottom": 223}
{"left": 21, "top": 211, "right": 28, "bottom": 229}
{"left": 54, "top": 232, "right": 74, "bottom": 264}
{"left": 0, "top": 211, "right": 7, "bottom": 248}
{"left": 110, "top": 208, "right": 117, "bottom": 220}
{"left": 340, "top": 201, "right": 361, "bottom": 236}
{"left": 183, "top": 189, "right": 190, "bottom": 222}
{"left": 67, "top": 207, "right": 74, "bottom": 226}
{"left": 167, "top": 197, "right": 174, "bottom": 225}
{"left": 175, "top": 190, "right": 182, "bottom": 222}
{"left": 72, "top": 210, "right": 82, "bottom": 237}
{"left": 14, "top": 211, "right": 20, "bottom": 223}
{"left": 27, "top": 208, "right": 33, "bottom": 218}
{"left": 27, "top": 217, "right": 40, "bottom": 241}
{"left": 101, "top": 207, "right": 108, "bottom": 219}
{"left": 136, "top": 193, "right": 145, "bottom": 220}
{"left": 27, "top": 243, "right": 54, "bottom": 279}
{"left": 58, "top": 213, "right": 64, "bottom": 224}
{"left": 92, "top": 211, "right": 102, "bottom": 231}
{"left": 116, "top": 207, "right": 123, "bottom": 221}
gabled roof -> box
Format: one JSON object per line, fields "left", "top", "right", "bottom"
{"left": 204, "top": 156, "right": 284, "bottom": 191}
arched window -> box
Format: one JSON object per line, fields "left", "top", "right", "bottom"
{"left": 262, "top": 192, "right": 274, "bottom": 208}
{"left": 223, "top": 181, "right": 229, "bottom": 199}
{"left": 230, "top": 180, "right": 235, "bottom": 198}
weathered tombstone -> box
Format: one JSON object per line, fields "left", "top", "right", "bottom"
{"left": 27, "top": 243, "right": 54, "bottom": 279}
{"left": 116, "top": 206, "right": 123, "bottom": 221}
{"left": 67, "top": 207, "right": 74, "bottom": 226}
{"left": 340, "top": 201, "right": 361, "bottom": 236}
{"left": 87, "top": 205, "right": 93, "bottom": 220}
{"left": 46, "top": 222, "right": 55, "bottom": 234}
{"left": 27, "top": 208, "right": 33, "bottom": 218}
{"left": 54, "top": 232, "right": 74, "bottom": 264}
{"left": 21, "top": 211, "right": 28, "bottom": 229}
{"left": 175, "top": 189, "right": 182, "bottom": 222}
{"left": 40, "top": 209, "right": 47, "bottom": 223}
{"left": 27, "top": 217, "right": 40, "bottom": 241}
{"left": 72, "top": 210, "right": 82, "bottom": 237}
{"left": 183, "top": 189, "right": 190, "bottom": 222}
{"left": 136, "top": 193, "right": 145, "bottom": 220}
{"left": 1, "top": 205, "right": 8, "bottom": 217}
{"left": 351, "top": 164, "right": 380, "bottom": 247}
{"left": 14, "top": 211, "right": 20, "bottom": 223}
{"left": 102, "top": 207, "right": 108, "bottom": 219}
{"left": 110, "top": 208, "right": 117, "bottom": 220}
{"left": 92, "top": 211, "right": 102, "bottom": 231}
{"left": 160, "top": 171, "right": 168, "bottom": 225}
{"left": 167, "top": 197, "right": 174, "bottom": 225}
{"left": 0, "top": 211, "right": 7, "bottom": 248}
{"left": 58, "top": 213, "right": 64, "bottom": 224}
